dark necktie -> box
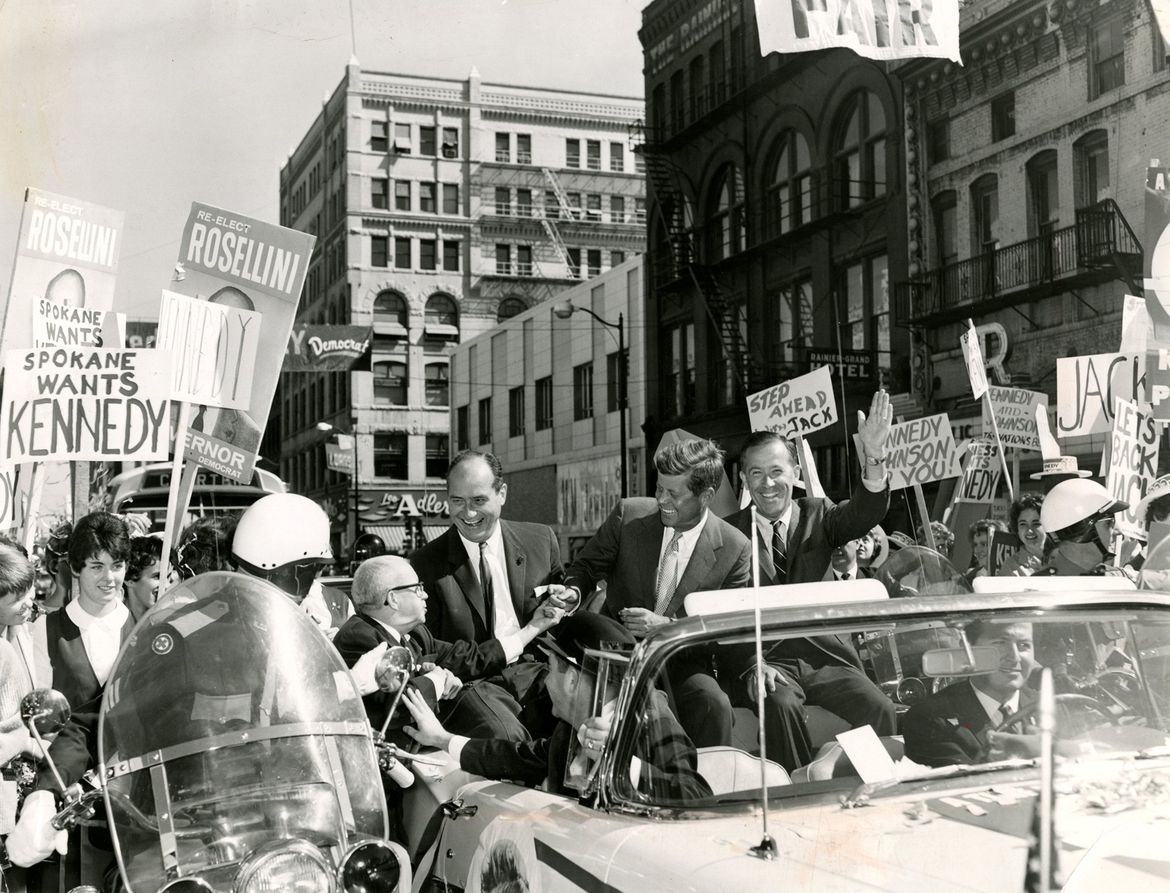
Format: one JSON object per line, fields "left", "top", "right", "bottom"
{"left": 772, "top": 520, "right": 787, "bottom": 583}
{"left": 479, "top": 542, "right": 496, "bottom": 629}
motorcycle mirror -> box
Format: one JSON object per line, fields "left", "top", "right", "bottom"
{"left": 21, "top": 689, "right": 71, "bottom": 736}
{"left": 375, "top": 646, "right": 415, "bottom": 694}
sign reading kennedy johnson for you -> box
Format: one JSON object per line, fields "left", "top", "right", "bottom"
{"left": 0, "top": 347, "right": 172, "bottom": 462}
{"left": 876, "top": 413, "right": 963, "bottom": 491}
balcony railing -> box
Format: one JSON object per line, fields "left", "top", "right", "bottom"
{"left": 894, "top": 200, "right": 1142, "bottom": 326}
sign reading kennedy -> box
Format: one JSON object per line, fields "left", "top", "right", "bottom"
{"left": 756, "top": 0, "right": 961, "bottom": 62}
{"left": 284, "top": 325, "right": 372, "bottom": 372}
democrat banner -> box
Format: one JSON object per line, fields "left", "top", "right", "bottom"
{"left": 1, "top": 188, "right": 124, "bottom": 358}
{"left": 755, "top": 0, "right": 961, "bottom": 62}
{"left": 285, "top": 325, "right": 372, "bottom": 372}
{"left": 955, "top": 437, "right": 1001, "bottom": 504}
{"left": 982, "top": 387, "right": 1047, "bottom": 452}
{"left": 1107, "top": 397, "right": 1159, "bottom": 540}
{"left": 746, "top": 365, "right": 837, "bottom": 438}
{"left": 0, "top": 347, "right": 172, "bottom": 463}
{"left": 877, "top": 413, "right": 962, "bottom": 491}
{"left": 1056, "top": 352, "right": 1145, "bottom": 437}
{"left": 171, "top": 203, "right": 315, "bottom": 482}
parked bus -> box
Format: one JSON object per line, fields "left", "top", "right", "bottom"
{"left": 108, "top": 464, "right": 287, "bottom": 530}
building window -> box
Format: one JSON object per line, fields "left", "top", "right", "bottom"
{"left": 516, "top": 188, "right": 533, "bottom": 217}
{"left": 373, "top": 290, "right": 408, "bottom": 327}
{"left": 670, "top": 69, "right": 685, "bottom": 133}
{"left": 1075, "top": 131, "right": 1110, "bottom": 208}
{"left": 419, "top": 239, "right": 437, "bottom": 270}
{"left": 567, "top": 193, "right": 582, "bottom": 219}
{"left": 932, "top": 191, "right": 958, "bottom": 267}
{"left": 767, "top": 130, "right": 813, "bottom": 236}
{"left": 535, "top": 376, "right": 553, "bottom": 430}
{"left": 834, "top": 90, "right": 887, "bottom": 209}
{"left": 509, "top": 386, "right": 526, "bottom": 437}
{"left": 395, "top": 237, "right": 412, "bottom": 269}
{"left": 606, "top": 350, "right": 626, "bottom": 412}
{"left": 494, "top": 186, "right": 511, "bottom": 216}
{"left": 573, "top": 363, "right": 594, "bottom": 420}
{"left": 425, "top": 293, "right": 458, "bottom": 330}
{"left": 371, "top": 236, "right": 388, "bottom": 268}
{"left": 495, "top": 244, "right": 511, "bottom": 275}
{"left": 610, "top": 141, "right": 625, "bottom": 172}
{"left": 442, "top": 183, "right": 459, "bottom": 215}
{"left": 1153, "top": 22, "right": 1169, "bottom": 72}
{"left": 443, "top": 240, "right": 460, "bottom": 271}
{"left": 420, "top": 182, "right": 436, "bottom": 214}
{"left": 662, "top": 322, "right": 695, "bottom": 419}
{"left": 635, "top": 197, "right": 647, "bottom": 223}
{"left": 371, "top": 120, "right": 388, "bottom": 152}
{"left": 689, "top": 53, "right": 707, "bottom": 118}
{"left": 478, "top": 398, "right": 492, "bottom": 444}
{"left": 777, "top": 277, "right": 813, "bottom": 364}
{"left": 610, "top": 195, "right": 626, "bottom": 223}
{"left": 372, "top": 178, "right": 388, "bottom": 209}
{"left": 497, "top": 296, "right": 527, "bottom": 321}
{"left": 927, "top": 118, "right": 950, "bottom": 166}
{"left": 495, "top": 133, "right": 511, "bottom": 163}
{"left": 566, "top": 139, "right": 581, "bottom": 168}
{"left": 991, "top": 93, "right": 1015, "bottom": 142}
{"left": 839, "top": 254, "right": 890, "bottom": 363}
{"left": 425, "top": 362, "right": 449, "bottom": 406}
{"left": 1026, "top": 150, "right": 1060, "bottom": 237}
{"left": 971, "top": 174, "right": 999, "bottom": 256}
{"left": 393, "top": 123, "right": 412, "bottom": 153}
{"left": 611, "top": 249, "right": 626, "bottom": 266}
{"left": 586, "top": 140, "right": 601, "bottom": 170}
{"left": 566, "top": 247, "right": 581, "bottom": 278}
{"left": 1090, "top": 16, "right": 1126, "bottom": 98}
{"left": 709, "top": 311, "right": 747, "bottom": 408}
{"left": 374, "top": 433, "right": 408, "bottom": 478}
{"left": 420, "top": 126, "right": 436, "bottom": 157}
{"left": 456, "top": 406, "right": 469, "bottom": 450}
{"left": 587, "top": 249, "right": 602, "bottom": 277}
{"left": 586, "top": 194, "right": 602, "bottom": 221}
{"left": 708, "top": 164, "right": 745, "bottom": 260}
{"left": 516, "top": 134, "right": 532, "bottom": 164}
{"left": 442, "top": 127, "right": 459, "bottom": 158}
{"left": 425, "top": 434, "right": 449, "bottom": 477}
{"left": 372, "top": 360, "right": 407, "bottom": 405}
{"left": 395, "top": 181, "right": 411, "bottom": 211}
{"left": 517, "top": 245, "right": 533, "bottom": 276}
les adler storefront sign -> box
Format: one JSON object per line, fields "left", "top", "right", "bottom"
{"left": 355, "top": 490, "right": 450, "bottom": 524}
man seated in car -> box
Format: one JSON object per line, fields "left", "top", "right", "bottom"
{"left": 401, "top": 612, "right": 712, "bottom": 803}
{"left": 903, "top": 620, "right": 1038, "bottom": 767}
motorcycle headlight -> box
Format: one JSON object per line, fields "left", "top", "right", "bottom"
{"left": 234, "top": 839, "right": 334, "bottom": 893}
{"left": 337, "top": 839, "right": 410, "bottom": 893}
{"left": 158, "top": 879, "right": 216, "bottom": 893}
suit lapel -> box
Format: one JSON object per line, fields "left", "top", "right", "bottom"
{"left": 501, "top": 522, "right": 527, "bottom": 618}
{"left": 665, "top": 516, "right": 719, "bottom": 618}
{"left": 446, "top": 530, "right": 489, "bottom": 630}
{"left": 784, "top": 501, "right": 804, "bottom": 578}
{"left": 630, "top": 514, "right": 665, "bottom": 610}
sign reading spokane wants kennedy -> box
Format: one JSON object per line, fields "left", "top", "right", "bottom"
{"left": 170, "top": 204, "right": 315, "bottom": 482}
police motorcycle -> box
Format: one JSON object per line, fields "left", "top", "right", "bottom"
{"left": 41, "top": 572, "right": 411, "bottom": 893}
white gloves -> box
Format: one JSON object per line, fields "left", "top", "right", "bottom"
{"left": 351, "top": 642, "right": 389, "bottom": 696}
{"left": 6, "top": 789, "right": 67, "bottom": 867}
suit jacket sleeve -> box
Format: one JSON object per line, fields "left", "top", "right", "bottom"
{"left": 564, "top": 500, "right": 628, "bottom": 599}
{"left": 424, "top": 635, "right": 507, "bottom": 683}
{"left": 821, "top": 478, "right": 890, "bottom": 549}
{"left": 459, "top": 735, "right": 553, "bottom": 787}
{"left": 902, "top": 695, "right": 984, "bottom": 768}
{"left": 37, "top": 698, "right": 100, "bottom": 792}
{"left": 332, "top": 617, "right": 438, "bottom": 734}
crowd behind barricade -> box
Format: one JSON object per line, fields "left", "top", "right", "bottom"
{"left": 2, "top": 387, "right": 1168, "bottom": 889}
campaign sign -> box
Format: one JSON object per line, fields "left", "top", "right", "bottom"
{"left": 1120, "top": 294, "right": 1148, "bottom": 352}
{"left": 32, "top": 299, "right": 124, "bottom": 349}
{"left": 987, "top": 529, "right": 1022, "bottom": 577}
{"left": 746, "top": 365, "right": 837, "bottom": 438}
{"left": 1107, "top": 397, "right": 1159, "bottom": 540}
{"left": 960, "top": 322, "right": 988, "bottom": 400}
{"left": 0, "top": 468, "right": 22, "bottom": 532}
{"left": 0, "top": 347, "right": 172, "bottom": 463}
{"left": 1146, "top": 349, "right": 1170, "bottom": 421}
{"left": 156, "top": 289, "right": 260, "bottom": 409}
{"left": 982, "top": 387, "right": 1048, "bottom": 452}
{"left": 1056, "top": 352, "right": 1145, "bottom": 437}
{"left": 0, "top": 188, "right": 124, "bottom": 359}
{"left": 171, "top": 203, "right": 315, "bottom": 483}
{"left": 285, "top": 325, "right": 372, "bottom": 372}
{"left": 956, "top": 437, "right": 1001, "bottom": 504}
{"left": 879, "top": 413, "right": 963, "bottom": 491}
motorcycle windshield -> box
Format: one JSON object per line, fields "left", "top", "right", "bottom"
{"left": 98, "top": 572, "right": 385, "bottom": 892}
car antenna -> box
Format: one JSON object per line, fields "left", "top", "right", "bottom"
{"left": 1026, "top": 668, "right": 1059, "bottom": 892}
{"left": 747, "top": 505, "right": 778, "bottom": 861}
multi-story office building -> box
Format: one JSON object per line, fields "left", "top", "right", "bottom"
{"left": 638, "top": 0, "right": 910, "bottom": 497}
{"left": 449, "top": 257, "right": 645, "bottom": 556}
{"left": 274, "top": 62, "right": 644, "bottom": 557}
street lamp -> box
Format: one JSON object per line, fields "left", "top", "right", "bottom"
{"left": 316, "top": 420, "right": 358, "bottom": 560}
{"left": 553, "top": 301, "right": 628, "bottom": 498}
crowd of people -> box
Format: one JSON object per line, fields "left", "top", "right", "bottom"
{"left": 1, "top": 385, "right": 1165, "bottom": 886}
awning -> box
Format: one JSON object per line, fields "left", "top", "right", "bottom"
{"left": 362, "top": 524, "right": 449, "bottom": 552}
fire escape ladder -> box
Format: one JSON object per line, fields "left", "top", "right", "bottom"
{"left": 688, "top": 264, "right": 758, "bottom": 392}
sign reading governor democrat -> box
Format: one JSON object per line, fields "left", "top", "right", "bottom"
{"left": 0, "top": 347, "right": 172, "bottom": 462}
{"left": 171, "top": 204, "right": 315, "bottom": 482}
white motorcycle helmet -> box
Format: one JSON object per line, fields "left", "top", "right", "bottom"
{"left": 232, "top": 493, "right": 334, "bottom": 600}
{"left": 1040, "top": 479, "right": 1126, "bottom": 542}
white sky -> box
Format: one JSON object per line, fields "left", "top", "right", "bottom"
{"left": 0, "top": 0, "right": 647, "bottom": 318}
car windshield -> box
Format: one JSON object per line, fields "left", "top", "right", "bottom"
{"left": 605, "top": 596, "right": 1170, "bottom": 811}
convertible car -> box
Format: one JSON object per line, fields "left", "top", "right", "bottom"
{"left": 400, "top": 571, "right": 1170, "bottom": 892}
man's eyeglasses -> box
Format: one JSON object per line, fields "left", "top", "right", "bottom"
{"left": 384, "top": 582, "right": 425, "bottom": 604}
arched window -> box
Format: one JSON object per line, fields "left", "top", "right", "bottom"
{"left": 833, "top": 91, "right": 888, "bottom": 209}
{"left": 424, "top": 292, "right": 459, "bottom": 342}
{"left": 707, "top": 165, "right": 745, "bottom": 261}
{"left": 425, "top": 362, "right": 449, "bottom": 406}
{"left": 970, "top": 174, "right": 999, "bottom": 256}
{"left": 767, "top": 131, "right": 813, "bottom": 236}
{"left": 1026, "top": 150, "right": 1059, "bottom": 238}
{"left": 497, "top": 296, "right": 527, "bottom": 322}
{"left": 373, "top": 290, "right": 407, "bottom": 327}
{"left": 372, "top": 360, "right": 407, "bottom": 405}
{"left": 1074, "top": 131, "right": 1109, "bottom": 209}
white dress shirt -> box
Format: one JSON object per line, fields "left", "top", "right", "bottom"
{"left": 459, "top": 528, "right": 526, "bottom": 663}
{"left": 656, "top": 510, "right": 711, "bottom": 593}
{"left": 970, "top": 681, "right": 1020, "bottom": 727}
{"left": 66, "top": 599, "right": 129, "bottom": 686}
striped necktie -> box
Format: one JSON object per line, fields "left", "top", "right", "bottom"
{"left": 654, "top": 531, "right": 684, "bottom": 615}
{"left": 772, "top": 520, "right": 787, "bottom": 583}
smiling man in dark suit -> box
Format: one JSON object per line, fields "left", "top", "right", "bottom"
{"left": 563, "top": 438, "right": 751, "bottom": 747}
{"left": 410, "top": 450, "right": 567, "bottom": 728}
{"left": 721, "top": 390, "right": 895, "bottom": 771}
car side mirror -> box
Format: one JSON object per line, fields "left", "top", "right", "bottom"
{"left": 921, "top": 645, "right": 1001, "bottom": 677}
{"left": 20, "top": 689, "right": 71, "bottom": 736}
